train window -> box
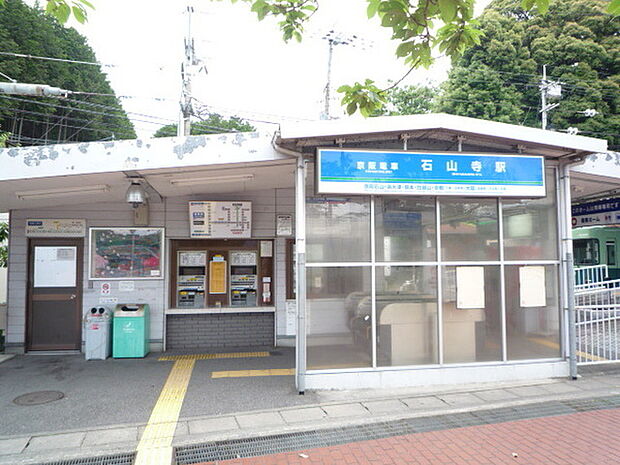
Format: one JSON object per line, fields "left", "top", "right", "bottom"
{"left": 606, "top": 241, "right": 616, "bottom": 266}
{"left": 574, "top": 239, "right": 599, "bottom": 266}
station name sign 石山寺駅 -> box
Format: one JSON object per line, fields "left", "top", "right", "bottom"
{"left": 316, "top": 149, "right": 546, "bottom": 197}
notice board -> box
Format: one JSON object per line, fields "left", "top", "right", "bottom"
{"left": 209, "top": 260, "right": 227, "bottom": 294}
{"left": 189, "top": 201, "right": 252, "bottom": 238}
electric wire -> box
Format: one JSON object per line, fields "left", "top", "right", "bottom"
{"left": 0, "top": 94, "right": 171, "bottom": 127}
{"left": 2, "top": 107, "right": 139, "bottom": 138}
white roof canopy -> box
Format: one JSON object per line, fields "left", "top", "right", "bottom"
{"left": 0, "top": 113, "right": 612, "bottom": 212}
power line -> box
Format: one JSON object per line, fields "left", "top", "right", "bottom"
{"left": 0, "top": 94, "right": 172, "bottom": 126}
{"left": 55, "top": 96, "right": 176, "bottom": 123}
{"left": 0, "top": 51, "right": 110, "bottom": 67}
{"left": 1, "top": 107, "right": 139, "bottom": 138}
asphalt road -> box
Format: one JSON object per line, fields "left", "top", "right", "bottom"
{"left": 0, "top": 347, "right": 317, "bottom": 437}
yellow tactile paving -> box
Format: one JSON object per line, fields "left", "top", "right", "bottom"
{"left": 158, "top": 351, "right": 270, "bottom": 361}
{"left": 134, "top": 358, "right": 195, "bottom": 465}
{"left": 212, "top": 368, "right": 295, "bottom": 378}
{"left": 528, "top": 337, "right": 607, "bottom": 362}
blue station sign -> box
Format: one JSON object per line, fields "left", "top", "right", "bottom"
{"left": 316, "top": 149, "right": 546, "bottom": 197}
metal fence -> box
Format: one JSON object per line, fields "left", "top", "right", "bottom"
{"left": 575, "top": 279, "right": 620, "bottom": 364}
{"left": 574, "top": 264, "right": 609, "bottom": 290}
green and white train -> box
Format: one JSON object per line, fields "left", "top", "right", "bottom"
{"left": 573, "top": 226, "right": 620, "bottom": 280}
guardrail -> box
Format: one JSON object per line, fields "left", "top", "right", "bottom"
{"left": 574, "top": 264, "right": 609, "bottom": 289}
{"left": 575, "top": 283, "right": 620, "bottom": 364}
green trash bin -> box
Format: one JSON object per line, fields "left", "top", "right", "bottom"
{"left": 112, "top": 304, "right": 150, "bottom": 358}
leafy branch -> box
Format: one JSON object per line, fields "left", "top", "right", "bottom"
{"left": 0, "top": 222, "right": 7, "bottom": 268}
{"left": 0, "top": 0, "right": 94, "bottom": 24}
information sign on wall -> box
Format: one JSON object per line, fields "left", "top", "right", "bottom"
{"left": 26, "top": 219, "right": 86, "bottom": 237}
{"left": 572, "top": 198, "right": 620, "bottom": 227}
{"left": 189, "top": 201, "right": 252, "bottom": 238}
{"left": 317, "top": 149, "right": 545, "bottom": 197}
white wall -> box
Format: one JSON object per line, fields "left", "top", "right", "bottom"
{"left": 6, "top": 187, "right": 295, "bottom": 352}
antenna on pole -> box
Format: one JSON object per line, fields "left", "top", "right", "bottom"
{"left": 178, "top": 5, "right": 207, "bottom": 137}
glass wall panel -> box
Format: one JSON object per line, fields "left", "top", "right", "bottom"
{"left": 503, "top": 169, "right": 558, "bottom": 260}
{"left": 505, "top": 265, "right": 561, "bottom": 360}
{"left": 440, "top": 199, "right": 499, "bottom": 261}
{"left": 375, "top": 197, "right": 436, "bottom": 262}
{"left": 307, "top": 267, "right": 372, "bottom": 369}
{"left": 442, "top": 266, "right": 502, "bottom": 363}
{"left": 376, "top": 266, "right": 438, "bottom": 366}
{"left": 306, "top": 197, "right": 370, "bottom": 262}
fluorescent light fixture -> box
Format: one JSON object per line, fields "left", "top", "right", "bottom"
{"left": 169, "top": 174, "right": 254, "bottom": 187}
{"left": 16, "top": 184, "right": 110, "bottom": 200}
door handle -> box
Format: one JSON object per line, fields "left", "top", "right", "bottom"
{"left": 70, "top": 294, "right": 77, "bottom": 300}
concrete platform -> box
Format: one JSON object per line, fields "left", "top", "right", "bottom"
{"left": 0, "top": 351, "right": 619, "bottom": 465}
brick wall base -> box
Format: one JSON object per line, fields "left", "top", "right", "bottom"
{"left": 166, "top": 313, "right": 274, "bottom": 350}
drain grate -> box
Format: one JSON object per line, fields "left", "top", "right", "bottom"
{"left": 31, "top": 452, "right": 135, "bottom": 465}
{"left": 175, "top": 395, "right": 620, "bottom": 464}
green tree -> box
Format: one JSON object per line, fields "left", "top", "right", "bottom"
{"left": 13, "top": 0, "right": 620, "bottom": 117}
{"left": 0, "top": 0, "right": 135, "bottom": 146}
{"left": 235, "top": 0, "right": 617, "bottom": 116}
{"left": 0, "top": 222, "right": 7, "bottom": 268}
{"left": 437, "top": 0, "right": 620, "bottom": 149}
{"left": 18, "top": 0, "right": 536, "bottom": 117}
{"left": 153, "top": 114, "right": 255, "bottom": 138}
{"left": 377, "top": 84, "right": 439, "bottom": 115}
{"left": 0, "top": 0, "right": 94, "bottom": 24}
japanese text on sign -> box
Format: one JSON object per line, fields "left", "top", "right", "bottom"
{"left": 317, "top": 149, "right": 545, "bottom": 197}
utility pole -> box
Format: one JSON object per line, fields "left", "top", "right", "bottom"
{"left": 539, "top": 64, "right": 562, "bottom": 130}
{"left": 319, "top": 30, "right": 367, "bottom": 120}
{"left": 179, "top": 5, "right": 197, "bottom": 137}
{"left": 323, "top": 38, "right": 334, "bottom": 121}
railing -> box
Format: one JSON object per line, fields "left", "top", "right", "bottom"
{"left": 574, "top": 264, "right": 609, "bottom": 290}
{"left": 575, "top": 283, "right": 620, "bottom": 364}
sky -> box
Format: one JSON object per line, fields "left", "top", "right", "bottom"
{"left": 64, "top": 0, "right": 491, "bottom": 138}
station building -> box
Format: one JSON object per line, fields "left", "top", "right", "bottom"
{"left": 0, "top": 113, "right": 614, "bottom": 390}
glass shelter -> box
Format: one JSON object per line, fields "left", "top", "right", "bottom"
{"left": 294, "top": 148, "right": 569, "bottom": 390}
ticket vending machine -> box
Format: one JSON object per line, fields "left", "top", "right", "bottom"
{"left": 177, "top": 251, "right": 207, "bottom": 308}
{"left": 230, "top": 251, "right": 257, "bottom": 307}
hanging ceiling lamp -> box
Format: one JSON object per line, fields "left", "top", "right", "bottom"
{"left": 125, "top": 180, "right": 148, "bottom": 208}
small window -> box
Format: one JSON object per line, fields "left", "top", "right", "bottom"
{"left": 574, "top": 239, "right": 599, "bottom": 266}
{"left": 606, "top": 241, "right": 616, "bottom": 266}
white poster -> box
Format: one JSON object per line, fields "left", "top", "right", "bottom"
{"left": 34, "top": 246, "right": 77, "bottom": 288}
{"left": 260, "top": 240, "right": 273, "bottom": 257}
{"left": 519, "top": 266, "right": 546, "bottom": 307}
{"left": 276, "top": 214, "right": 293, "bottom": 236}
{"left": 285, "top": 300, "right": 297, "bottom": 335}
{"left": 456, "top": 266, "right": 485, "bottom": 309}
{"left": 119, "top": 281, "right": 135, "bottom": 292}
{"left": 189, "top": 201, "right": 252, "bottom": 238}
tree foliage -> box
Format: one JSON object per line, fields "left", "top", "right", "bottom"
{"left": 377, "top": 83, "right": 438, "bottom": 115}
{"left": 13, "top": 0, "right": 620, "bottom": 119}
{"left": 0, "top": 0, "right": 135, "bottom": 146}
{"left": 0, "top": 0, "right": 94, "bottom": 24}
{"left": 153, "top": 113, "right": 255, "bottom": 138}
{"left": 436, "top": 0, "right": 620, "bottom": 148}
{"left": 229, "top": 0, "right": 617, "bottom": 116}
